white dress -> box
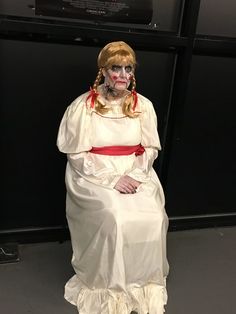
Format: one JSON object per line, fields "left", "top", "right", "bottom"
{"left": 57, "top": 88, "right": 169, "bottom": 314}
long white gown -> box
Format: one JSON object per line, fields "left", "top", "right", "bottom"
{"left": 57, "top": 87, "right": 169, "bottom": 314}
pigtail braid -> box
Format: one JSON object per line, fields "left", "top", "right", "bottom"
{"left": 93, "top": 68, "right": 103, "bottom": 91}
{"left": 92, "top": 68, "right": 110, "bottom": 114}
{"left": 122, "top": 75, "right": 139, "bottom": 118}
{"left": 131, "top": 75, "right": 136, "bottom": 93}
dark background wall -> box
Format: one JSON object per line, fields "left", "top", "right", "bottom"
{"left": 0, "top": 0, "right": 236, "bottom": 243}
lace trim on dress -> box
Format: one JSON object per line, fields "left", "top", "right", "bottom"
{"left": 65, "top": 275, "right": 167, "bottom": 314}
{"left": 93, "top": 111, "right": 128, "bottom": 119}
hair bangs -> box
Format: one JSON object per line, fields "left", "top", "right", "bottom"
{"left": 105, "top": 51, "right": 135, "bottom": 68}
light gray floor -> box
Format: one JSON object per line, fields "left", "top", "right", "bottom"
{"left": 0, "top": 226, "right": 235, "bottom": 314}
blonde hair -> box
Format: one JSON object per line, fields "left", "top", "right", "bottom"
{"left": 89, "top": 41, "right": 138, "bottom": 117}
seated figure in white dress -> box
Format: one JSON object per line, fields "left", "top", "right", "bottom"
{"left": 57, "top": 41, "right": 169, "bottom": 314}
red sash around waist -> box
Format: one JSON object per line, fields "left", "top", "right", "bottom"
{"left": 89, "top": 144, "right": 145, "bottom": 156}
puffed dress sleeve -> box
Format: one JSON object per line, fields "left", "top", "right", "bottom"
{"left": 126, "top": 94, "right": 161, "bottom": 183}
{"left": 57, "top": 93, "right": 92, "bottom": 154}
{"left": 57, "top": 93, "right": 121, "bottom": 188}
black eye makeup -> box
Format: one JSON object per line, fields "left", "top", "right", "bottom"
{"left": 111, "top": 65, "right": 133, "bottom": 73}
{"left": 125, "top": 65, "right": 133, "bottom": 73}
{"left": 111, "top": 65, "right": 122, "bottom": 72}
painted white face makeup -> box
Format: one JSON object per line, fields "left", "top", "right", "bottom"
{"left": 103, "top": 64, "right": 134, "bottom": 94}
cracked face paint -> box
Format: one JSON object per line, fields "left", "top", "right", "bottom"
{"left": 103, "top": 64, "right": 134, "bottom": 93}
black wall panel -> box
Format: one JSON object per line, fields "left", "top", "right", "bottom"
{"left": 197, "top": 0, "right": 236, "bottom": 37}
{"left": 165, "top": 55, "right": 236, "bottom": 216}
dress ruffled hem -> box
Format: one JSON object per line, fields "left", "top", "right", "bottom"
{"left": 64, "top": 275, "right": 167, "bottom": 314}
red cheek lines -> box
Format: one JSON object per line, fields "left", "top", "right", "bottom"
{"left": 128, "top": 74, "right": 133, "bottom": 81}
{"left": 112, "top": 75, "right": 118, "bottom": 81}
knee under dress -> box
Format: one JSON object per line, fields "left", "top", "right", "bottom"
{"left": 57, "top": 88, "right": 169, "bottom": 314}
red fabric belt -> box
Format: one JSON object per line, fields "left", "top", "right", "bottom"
{"left": 89, "top": 144, "right": 145, "bottom": 156}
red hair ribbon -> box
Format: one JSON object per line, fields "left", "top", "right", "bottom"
{"left": 86, "top": 87, "right": 99, "bottom": 108}
{"left": 132, "top": 90, "right": 138, "bottom": 111}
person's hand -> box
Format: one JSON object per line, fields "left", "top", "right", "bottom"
{"left": 114, "top": 175, "right": 141, "bottom": 194}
